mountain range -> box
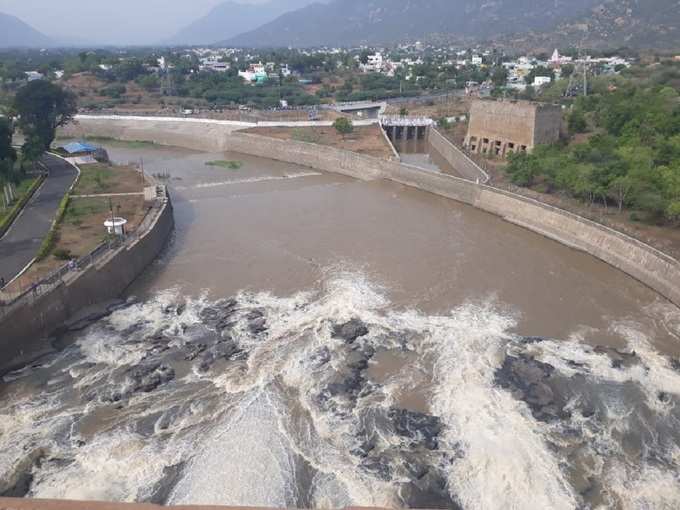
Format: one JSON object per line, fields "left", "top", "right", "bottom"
{"left": 223, "top": 0, "right": 603, "bottom": 48}
{"left": 166, "top": 0, "right": 323, "bottom": 46}
{"left": 0, "top": 12, "right": 52, "bottom": 48}
{"left": 495, "top": 0, "right": 680, "bottom": 51}
{"left": 223, "top": 0, "right": 680, "bottom": 49}
{"left": 2, "top": 0, "right": 679, "bottom": 50}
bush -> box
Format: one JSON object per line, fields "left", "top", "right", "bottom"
{"left": 53, "top": 248, "right": 73, "bottom": 261}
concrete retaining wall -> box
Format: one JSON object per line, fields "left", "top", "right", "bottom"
{"left": 427, "top": 128, "right": 489, "bottom": 183}
{"left": 0, "top": 197, "right": 174, "bottom": 375}
{"left": 63, "top": 116, "right": 680, "bottom": 309}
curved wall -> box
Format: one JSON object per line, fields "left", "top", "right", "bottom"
{"left": 0, "top": 196, "right": 174, "bottom": 375}
{"left": 61, "top": 116, "right": 680, "bottom": 309}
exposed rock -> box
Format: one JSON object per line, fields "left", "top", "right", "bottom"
{"left": 360, "top": 456, "right": 391, "bottom": 481}
{"left": 495, "top": 354, "right": 567, "bottom": 422}
{"left": 126, "top": 363, "right": 175, "bottom": 394}
{"left": 310, "top": 346, "right": 331, "bottom": 368}
{"left": 388, "top": 408, "right": 442, "bottom": 450}
{"left": 148, "top": 462, "right": 186, "bottom": 504}
{"left": 332, "top": 319, "right": 369, "bottom": 344}
{"left": 670, "top": 358, "right": 680, "bottom": 373}
{"left": 594, "top": 346, "right": 638, "bottom": 370}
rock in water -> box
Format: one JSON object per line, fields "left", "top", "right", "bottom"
{"left": 332, "top": 319, "right": 369, "bottom": 344}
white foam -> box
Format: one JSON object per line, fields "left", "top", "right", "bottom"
{"left": 174, "top": 172, "right": 322, "bottom": 191}
{"left": 425, "top": 302, "right": 578, "bottom": 510}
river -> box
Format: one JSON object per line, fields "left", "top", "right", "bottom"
{"left": 1, "top": 142, "right": 679, "bottom": 509}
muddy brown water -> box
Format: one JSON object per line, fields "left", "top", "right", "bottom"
{"left": 1, "top": 141, "right": 679, "bottom": 509}
{"left": 112, "top": 143, "right": 675, "bottom": 352}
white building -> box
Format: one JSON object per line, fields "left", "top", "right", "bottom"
{"left": 471, "top": 55, "right": 483, "bottom": 66}
{"left": 25, "top": 71, "right": 43, "bottom": 81}
{"left": 533, "top": 76, "right": 552, "bottom": 88}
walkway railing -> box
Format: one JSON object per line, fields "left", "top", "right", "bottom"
{"left": 0, "top": 198, "right": 163, "bottom": 316}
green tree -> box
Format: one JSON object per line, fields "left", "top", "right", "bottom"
{"left": 0, "top": 117, "right": 17, "bottom": 183}
{"left": 333, "top": 117, "right": 354, "bottom": 140}
{"left": 14, "top": 81, "right": 77, "bottom": 159}
{"left": 568, "top": 109, "right": 588, "bottom": 134}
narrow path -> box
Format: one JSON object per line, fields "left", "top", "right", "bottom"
{"left": 0, "top": 154, "right": 78, "bottom": 285}
{"left": 72, "top": 192, "right": 144, "bottom": 198}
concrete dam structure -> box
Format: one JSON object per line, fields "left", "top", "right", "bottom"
{"left": 61, "top": 115, "right": 680, "bottom": 309}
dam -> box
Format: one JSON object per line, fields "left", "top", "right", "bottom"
{"left": 1, "top": 120, "right": 680, "bottom": 509}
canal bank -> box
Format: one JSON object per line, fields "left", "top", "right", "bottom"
{"left": 59, "top": 115, "right": 680, "bottom": 309}
{"left": 0, "top": 189, "right": 174, "bottom": 375}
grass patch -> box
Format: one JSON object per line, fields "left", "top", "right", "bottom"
{"left": 85, "top": 136, "right": 158, "bottom": 149}
{"left": 73, "top": 164, "right": 114, "bottom": 194}
{"left": 64, "top": 198, "right": 108, "bottom": 226}
{"left": 35, "top": 193, "right": 71, "bottom": 261}
{"left": 205, "top": 160, "right": 243, "bottom": 170}
{"left": 291, "top": 128, "right": 321, "bottom": 144}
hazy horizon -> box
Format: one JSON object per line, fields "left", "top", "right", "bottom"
{"left": 0, "top": 0, "right": 287, "bottom": 46}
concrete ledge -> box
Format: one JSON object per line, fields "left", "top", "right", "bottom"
{"left": 427, "top": 128, "right": 489, "bottom": 183}
{"left": 0, "top": 195, "right": 174, "bottom": 375}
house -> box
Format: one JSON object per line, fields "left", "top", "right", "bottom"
{"left": 25, "top": 71, "right": 43, "bottom": 82}
{"left": 533, "top": 76, "right": 552, "bottom": 88}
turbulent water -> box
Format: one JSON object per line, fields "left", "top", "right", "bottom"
{"left": 1, "top": 143, "right": 680, "bottom": 509}
{"left": 1, "top": 272, "right": 680, "bottom": 509}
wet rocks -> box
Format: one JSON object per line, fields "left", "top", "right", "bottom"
{"left": 670, "top": 358, "right": 680, "bottom": 373}
{"left": 495, "top": 354, "right": 567, "bottom": 422}
{"left": 195, "top": 338, "right": 244, "bottom": 373}
{"left": 360, "top": 456, "right": 391, "bottom": 481}
{"left": 332, "top": 319, "right": 369, "bottom": 344}
{"left": 310, "top": 346, "right": 331, "bottom": 368}
{"left": 126, "top": 363, "right": 175, "bottom": 394}
{"left": 594, "top": 346, "right": 638, "bottom": 370}
{"left": 199, "top": 299, "right": 238, "bottom": 331}
{"left": 388, "top": 408, "right": 442, "bottom": 450}
{"left": 148, "top": 462, "right": 186, "bottom": 504}
{"left": 0, "top": 449, "right": 46, "bottom": 497}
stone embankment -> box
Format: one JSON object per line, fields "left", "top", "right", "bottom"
{"left": 60, "top": 116, "right": 680, "bottom": 309}
{"left": 0, "top": 189, "right": 174, "bottom": 375}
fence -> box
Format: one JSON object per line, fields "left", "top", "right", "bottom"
{"left": 0, "top": 198, "right": 163, "bottom": 315}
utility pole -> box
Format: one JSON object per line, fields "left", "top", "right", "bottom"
{"left": 583, "top": 59, "right": 588, "bottom": 97}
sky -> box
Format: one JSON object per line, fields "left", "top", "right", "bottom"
{"left": 0, "top": 0, "right": 270, "bottom": 45}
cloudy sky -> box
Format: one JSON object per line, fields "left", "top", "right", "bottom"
{"left": 0, "top": 0, "right": 269, "bottom": 45}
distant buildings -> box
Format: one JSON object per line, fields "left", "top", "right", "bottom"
{"left": 24, "top": 71, "right": 43, "bottom": 82}
{"left": 464, "top": 99, "right": 562, "bottom": 157}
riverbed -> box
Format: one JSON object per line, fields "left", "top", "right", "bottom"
{"left": 1, "top": 142, "right": 679, "bottom": 509}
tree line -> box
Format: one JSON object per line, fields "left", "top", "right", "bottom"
{"left": 0, "top": 81, "right": 77, "bottom": 185}
{"left": 505, "top": 79, "right": 680, "bottom": 224}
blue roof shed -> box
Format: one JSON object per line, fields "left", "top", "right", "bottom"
{"left": 61, "top": 141, "right": 99, "bottom": 154}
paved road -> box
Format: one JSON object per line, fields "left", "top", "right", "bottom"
{"left": 0, "top": 154, "right": 78, "bottom": 286}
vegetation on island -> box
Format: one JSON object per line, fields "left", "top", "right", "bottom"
{"left": 205, "top": 160, "right": 243, "bottom": 170}
{"left": 505, "top": 61, "right": 680, "bottom": 225}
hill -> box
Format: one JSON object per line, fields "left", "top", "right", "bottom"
{"left": 167, "top": 0, "right": 321, "bottom": 46}
{"left": 224, "top": 0, "right": 604, "bottom": 48}
{"left": 497, "top": 0, "right": 680, "bottom": 51}
{"left": 0, "top": 12, "right": 52, "bottom": 48}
